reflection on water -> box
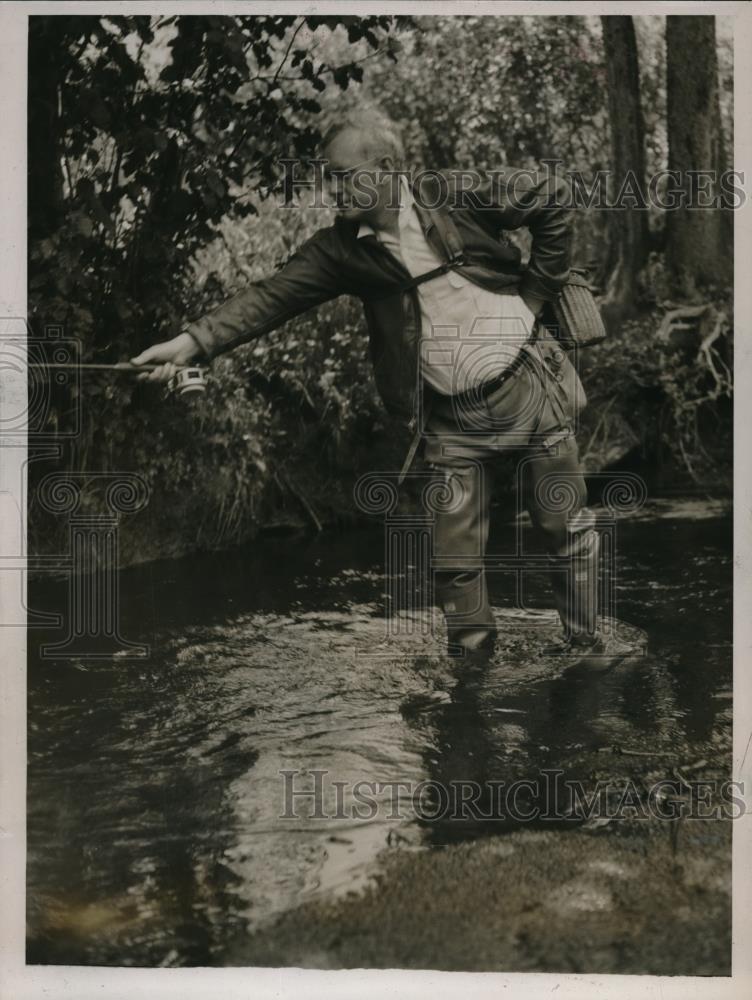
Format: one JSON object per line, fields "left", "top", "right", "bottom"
{"left": 26, "top": 502, "right": 732, "bottom": 966}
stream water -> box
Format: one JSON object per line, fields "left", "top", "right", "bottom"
{"left": 26, "top": 498, "right": 732, "bottom": 966}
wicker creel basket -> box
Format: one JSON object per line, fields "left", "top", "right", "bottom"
{"left": 547, "top": 268, "right": 607, "bottom": 350}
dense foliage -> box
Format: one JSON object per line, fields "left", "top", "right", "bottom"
{"left": 28, "top": 14, "right": 733, "bottom": 564}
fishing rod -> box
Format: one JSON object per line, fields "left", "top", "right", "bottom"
{"left": 27, "top": 361, "right": 208, "bottom": 397}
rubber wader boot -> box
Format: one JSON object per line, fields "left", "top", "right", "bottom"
{"left": 435, "top": 570, "right": 498, "bottom": 659}
{"left": 547, "top": 510, "right": 600, "bottom": 644}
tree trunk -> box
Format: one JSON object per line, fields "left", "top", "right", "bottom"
{"left": 665, "top": 15, "right": 731, "bottom": 297}
{"left": 600, "top": 16, "right": 649, "bottom": 313}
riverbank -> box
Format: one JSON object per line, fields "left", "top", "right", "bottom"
{"left": 234, "top": 816, "right": 731, "bottom": 974}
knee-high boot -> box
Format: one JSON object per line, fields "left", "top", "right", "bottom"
{"left": 435, "top": 570, "right": 497, "bottom": 654}
{"left": 428, "top": 461, "right": 496, "bottom": 655}
{"left": 547, "top": 507, "right": 600, "bottom": 641}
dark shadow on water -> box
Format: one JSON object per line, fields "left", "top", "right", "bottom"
{"left": 406, "top": 650, "right": 682, "bottom": 845}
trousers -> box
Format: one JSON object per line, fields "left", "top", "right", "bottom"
{"left": 421, "top": 329, "right": 599, "bottom": 653}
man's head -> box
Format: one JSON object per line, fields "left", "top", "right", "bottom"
{"left": 320, "top": 107, "right": 405, "bottom": 222}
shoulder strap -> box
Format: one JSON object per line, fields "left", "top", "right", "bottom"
{"left": 428, "top": 204, "right": 465, "bottom": 263}
{"left": 365, "top": 256, "right": 464, "bottom": 302}
{"left": 366, "top": 194, "right": 467, "bottom": 302}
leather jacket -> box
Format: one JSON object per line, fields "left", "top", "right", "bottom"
{"left": 185, "top": 168, "right": 574, "bottom": 422}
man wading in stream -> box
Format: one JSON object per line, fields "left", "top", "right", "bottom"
{"left": 133, "top": 106, "right": 623, "bottom": 667}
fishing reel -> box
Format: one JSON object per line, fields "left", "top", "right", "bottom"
{"left": 166, "top": 366, "right": 208, "bottom": 397}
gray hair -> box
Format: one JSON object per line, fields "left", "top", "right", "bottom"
{"left": 321, "top": 106, "right": 405, "bottom": 167}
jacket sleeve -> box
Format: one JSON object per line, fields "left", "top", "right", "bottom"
{"left": 185, "top": 226, "right": 347, "bottom": 361}
{"left": 450, "top": 168, "right": 574, "bottom": 303}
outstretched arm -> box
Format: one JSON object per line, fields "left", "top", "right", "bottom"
{"left": 132, "top": 225, "right": 347, "bottom": 382}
